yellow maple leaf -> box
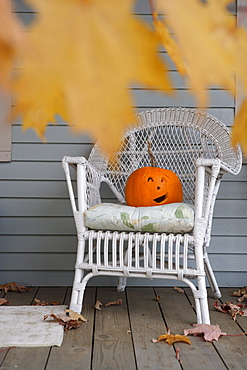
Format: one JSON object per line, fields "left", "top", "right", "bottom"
{"left": 154, "top": 332, "right": 191, "bottom": 346}
{"left": 152, "top": 12, "right": 186, "bottom": 76}
{"left": 232, "top": 98, "right": 247, "bottom": 156}
{"left": 14, "top": 0, "right": 171, "bottom": 157}
{"left": 0, "top": 0, "right": 27, "bottom": 90}
{"left": 156, "top": 0, "right": 238, "bottom": 107}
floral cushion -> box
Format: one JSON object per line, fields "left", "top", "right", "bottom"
{"left": 84, "top": 203, "right": 194, "bottom": 234}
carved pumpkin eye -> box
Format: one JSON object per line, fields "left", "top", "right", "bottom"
{"left": 147, "top": 177, "right": 154, "bottom": 182}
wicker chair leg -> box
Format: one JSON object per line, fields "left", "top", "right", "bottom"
{"left": 196, "top": 277, "right": 210, "bottom": 324}
{"left": 70, "top": 271, "right": 85, "bottom": 313}
{"left": 204, "top": 256, "right": 221, "bottom": 299}
{"left": 117, "top": 277, "right": 127, "bottom": 292}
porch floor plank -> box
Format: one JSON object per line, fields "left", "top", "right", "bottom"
{"left": 46, "top": 287, "right": 96, "bottom": 370}
{"left": 155, "top": 287, "right": 227, "bottom": 370}
{"left": 0, "top": 286, "right": 246, "bottom": 369}
{"left": 186, "top": 287, "right": 247, "bottom": 370}
{"left": 92, "top": 287, "right": 136, "bottom": 370}
{"left": 126, "top": 287, "right": 180, "bottom": 370}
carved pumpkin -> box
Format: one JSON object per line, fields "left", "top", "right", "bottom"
{"left": 125, "top": 166, "right": 183, "bottom": 207}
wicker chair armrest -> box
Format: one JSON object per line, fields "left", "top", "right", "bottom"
{"left": 62, "top": 156, "right": 103, "bottom": 213}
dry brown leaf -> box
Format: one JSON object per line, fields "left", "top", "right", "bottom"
{"left": 44, "top": 313, "right": 83, "bottom": 331}
{"left": 153, "top": 332, "right": 191, "bottom": 346}
{"left": 214, "top": 300, "right": 246, "bottom": 321}
{"left": 175, "top": 347, "right": 183, "bottom": 364}
{"left": 0, "top": 282, "right": 31, "bottom": 293}
{"left": 65, "top": 309, "right": 87, "bottom": 322}
{"left": 33, "top": 298, "right": 60, "bottom": 306}
{"left": 184, "top": 323, "right": 227, "bottom": 342}
{"left": 95, "top": 300, "right": 103, "bottom": 310}
{"left": 155, "top": 294, "right": 163, "bottom": 301}
{"left": 231, "top": 286, "right": 247, "bottom": 302}
{"left": 0, "top": 298, "right": 9, "bottom": 306}
{"left": 105, "top": 299, "right": 122, "bottom": 307}
{"left": 14, "top": 0, "right": 171, "bottom": 157}
{"left": 174, "top": 287, "right": 185, "bottom": 294}
{"left": 238, "top": 295, "right": 247, "bottom": 303}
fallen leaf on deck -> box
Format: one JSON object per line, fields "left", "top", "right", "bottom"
{"left": 94, "top": 300, "right": 103, "bottom": 310}
{"left": 33, "top": 298, "right": 60, "bottom": 306}
{"left": 44, "top": 312, "right": 83, "bottom": 331}
{"left": 0, "top": 282, "right": 31, "bottom": 293}
{"left": 0, "top": 298, "right": 9, "bottom": 306}
{"left": 155, "top": 294, "right": 163, "bottom": 301}
{"left": 105, "top": 299, "right": 122, "bottom": 307}
{"left": 152, "top": 331, "right": 191, "bottom": 345}
{"left": 174, "top": 287, "right": 185, "bottom": 293}
{"left": 184, "top": 323, "right": 227, "bottom": 342}
{"left": 232, "top": 286, "right": 247, "bottom": 302}
{"left": 214, "top": 300, "right": 247, "bottom": 321}
{"left": 65, "top": 309, "right": 87, "bottom": 322}
{"left": 175, "top": 347, "right": 183, "bottom": 364}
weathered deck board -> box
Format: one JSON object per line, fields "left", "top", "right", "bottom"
{"left": 155, "top": 287, "right": 226, "bottom": 370}
{"left": 0, "top": 286, "right": 246, "bottom": 369}
{"left": 46, "top": 287, "right": 96, "bottom": 370}
{"left": 92, "top": 287, "right": 136, "bottom": 370}
{"left": 126, "top": 287, "right": 180, "bottom": 370}
{"left": 186, "top": 287, "right": 247, "bottom": 370}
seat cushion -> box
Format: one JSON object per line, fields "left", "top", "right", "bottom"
{"left": 84, "top": 203, "right": 194, "bottom": 233}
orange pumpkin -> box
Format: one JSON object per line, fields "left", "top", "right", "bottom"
{"left": 125, "top": 166, "right": 183, "bottom": 207}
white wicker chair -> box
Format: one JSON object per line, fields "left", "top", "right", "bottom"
{"left": 62, "top": 107, "right": 242, "bottom": 324}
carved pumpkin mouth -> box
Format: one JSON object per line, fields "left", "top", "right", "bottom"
{"left": 153, "top": 193, "right": 168, "bottom": 203}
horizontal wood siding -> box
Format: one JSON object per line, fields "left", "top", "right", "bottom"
{"left": 0, "top": 0, "right": 245, "bottom": 287}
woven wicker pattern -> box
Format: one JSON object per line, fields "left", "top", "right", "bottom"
{"left": 88, "top": 108, "right": 241, "bottom": 207}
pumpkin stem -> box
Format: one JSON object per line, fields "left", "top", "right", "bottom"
{"left": 147, "top": 141, "right": 157, "bottom": 167}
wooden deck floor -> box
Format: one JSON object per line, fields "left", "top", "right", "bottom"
{"left": 0, "top": 286, "right": 246, "bottom": 369}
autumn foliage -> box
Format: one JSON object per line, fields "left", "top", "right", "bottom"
{"left": 1, "top": 0, "right": 247, "bottom": 156}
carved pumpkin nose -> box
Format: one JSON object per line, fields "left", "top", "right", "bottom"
{"left": 157, "top": 186, "right": 160, "bottom": 190}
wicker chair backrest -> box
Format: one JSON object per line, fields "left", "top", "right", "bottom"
{"left": 88, "top": 107, "right": 241, "bottom": 205}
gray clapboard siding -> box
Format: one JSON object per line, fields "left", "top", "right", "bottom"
{"left": 0, "top": 252, "right": 246, "bottom": 274}
{"left": 0, "top": 253, "right": 246, "bottom": 274}
{"left": 134, "top": 0, "right": 237, "bottom": 15}
{"left": 0, "top": 235, "right": 77, "bottom": 253}
{"left": 0, "top": 0, "right": 245, "bottom": 287}
{"left": 12, "top": 143, "right": 93, "bottom": 161}
{"left": 0, "top": 180, "right": 69, "bottom": 198}
{"left": 132, "top": 89, "right": 234, "bottom": 108}
{"left": 0, "top": 234, "right": 246, "bottom": 255}
{"left": 0, "top": 270, "right": 244, "bottom": 288}
{"left": 1, "top": 216, "right": 246, "bottom": 236}
{"left": 1, "top": 162, "right": 246, "bottom": 183}
{"left": 1, "top": 198, "right": 247, "bottom": 218}
{"left": 12, "top": 126, "right": 98, "bottom": 143}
